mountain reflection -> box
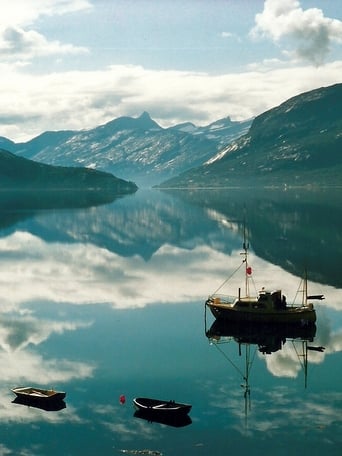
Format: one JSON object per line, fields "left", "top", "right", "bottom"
{"left": 1, "top": 188, "right": 340, "bottom": 288}
{"left": 164, "top": 187, "right": 342, "bottom": 288}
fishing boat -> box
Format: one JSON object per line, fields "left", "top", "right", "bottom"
{"left": 205, "top": 228, "right": 323, "bottom": 324}
{"left": 11, "top": 386, "right": 66, "bottom": 402}
{"left": 133, "top": 397, "right": 191, "bottom": 415}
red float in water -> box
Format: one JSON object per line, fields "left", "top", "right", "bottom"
{"left": 119, "top": 395, "right": 126, "bottom": 404}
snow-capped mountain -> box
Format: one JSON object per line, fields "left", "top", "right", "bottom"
{"left": 8, "top": 112, "right": 251, "bottom": 186}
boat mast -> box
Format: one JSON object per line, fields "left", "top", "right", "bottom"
{"left": 242, "top": 223, "right": 250, "bottom": 297}
{"left": 303, "top": 269, "right": 308, "bottom": 306}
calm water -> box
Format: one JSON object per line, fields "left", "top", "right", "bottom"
{"left": 0, "top": 188, "right": 341, "bottom": 456}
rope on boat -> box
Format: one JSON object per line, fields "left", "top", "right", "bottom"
{"left": 212, "top": 341, "right": 258, "bottom": 383}
{"left": 211, "top": 262, "right": 245, "bottom": 295}
{"left": 292, "top": 276, "right": 304, "bottom": 306}
{"left": 212, "top": 342, "right": 246, "bottom": 379}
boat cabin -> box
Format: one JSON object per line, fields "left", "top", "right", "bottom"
{"left": 235, "top": 289, "right": 287, "bottom": 310}
{"left": 256, "top": 289, "right": 286, "bottom": 309}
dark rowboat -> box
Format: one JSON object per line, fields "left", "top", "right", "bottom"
{"left": 133, "top": 397, "right": 191, "bottom": 415}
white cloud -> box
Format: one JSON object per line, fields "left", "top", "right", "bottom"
{"left": 0, "top": 0, "right": 92, "bottom": 62}
{"left": 0, "top": 0, "right": 340, "bottom": 141}
{"left": 1, "top": 0, "right": 93, "bottom": 27}
{"left": 221, "top": 31, "right": 234, "bottom": 38}
{"left": 0, "top": 26, "right": 89, "bottom": 60}
{"left": 1, "top": 60, "right": 341, "bottom": 142}
{"left": 251, "top": 0, "right": 342, "bottom": 65}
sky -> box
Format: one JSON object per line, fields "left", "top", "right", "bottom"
{"left": 0, "top": 0, "right": 341, "bottom": 142}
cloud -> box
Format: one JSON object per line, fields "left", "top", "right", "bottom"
{"left": 0, "top": 26, "right": 89, "bottom": 60}
{"left": 0, "top": 0, "right": 92, "bottom": 62}
{"left": 221, "top": 31, "right": 234, "bottom": 38}
{"left": 1, "top": 0, "right": 93, "bottom": 27}
{"left": 1, "top": 60, "right": 341, "bottom": 142}
{"left": 251, "top": 0, "right": 342, "bottom": 65}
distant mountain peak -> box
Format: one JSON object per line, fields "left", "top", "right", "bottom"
{"left": 136, "top": 111, "right": 161, "bottom": 130}
{"left": 138, "top": 111, "right": 151, "bottom": 120}
{"left": 100, "top": 111, "right": 161, "bottom": 133}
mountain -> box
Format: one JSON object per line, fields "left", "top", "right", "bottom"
{"left": 158, "top": 83, "right": 342, "bottom": 188}
{"left": 8, "top": 112, "right": 251, "bottom": 187}
{"left": 0, "top": 148, "right": 137, "bottom": 208}
{"left": 0, "top": 136, "right": 16, "bottom": 151}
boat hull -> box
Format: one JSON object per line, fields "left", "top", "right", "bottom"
{"left": 11, "top": 387, "right": 66, "bottom": 402}
{"left": 207, "top": 302, "right": 316, "bottom": 324}
{"left": 133, "top": 397, "right": 191, "bottom": 415}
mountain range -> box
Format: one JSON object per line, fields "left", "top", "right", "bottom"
{"left": 0, "top": 113, "right": 251, "bottom": 187}
{"left": 159, "top": 83, "right": 342, "bottom": 188}
{"left": 0, "top": 83, "right": 340, "bottom": 189}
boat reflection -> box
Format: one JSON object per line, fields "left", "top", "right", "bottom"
{"left": 205, "top": 317, "right": 323, "bottom": 420}
{"left": 206, "top": 319, "right": 316, "bottom": 355}
{"left": 134, "top": 409, "right": 192, "bottom": 428}
{"left": 12, "top": 396, "right": 66, "bottom": 412}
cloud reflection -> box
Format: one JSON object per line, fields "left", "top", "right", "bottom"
{"left": 0, "top": 229, "right": 341, "bottom": 384}
{"left": 207, "top": 382, "right": 341, "bottom": 438}
{"left": 0, "top": 388, "right": 83, "bottom": 425}
{"left": 0, "top": 230, "right": 340, "bottom": 311}
{"left": 92, "top": 403, "right": 160, "bottom": 442}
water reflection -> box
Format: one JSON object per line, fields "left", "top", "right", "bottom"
{"left": 165, "top": 187, "right": 342, "bottom": 288}
{"left": 205, "top": 316, "right": 326, "bottom": 428}
{"left": 1, "top": 229, "right": 340, "bottom": 312}
{"left": 134, "top": 409, "right": 192, "bottom": 428}
{"left": 0, "top": 188, "right": 340, "bottom": 454}
{"left": 206, "top": 319, "right": 317, "bottom": 355}
{"left": 12, "top": 396, "right": 66, "bottom": 412}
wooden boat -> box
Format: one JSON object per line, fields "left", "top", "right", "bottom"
{"left": 11, "top": 387, "right": 66, "bottom": 402}
{"left": 133, "top": 397, "right": 191, "bottom": 415}
{"left": 205, "top": 227, "right": 323, "bottom": 324}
